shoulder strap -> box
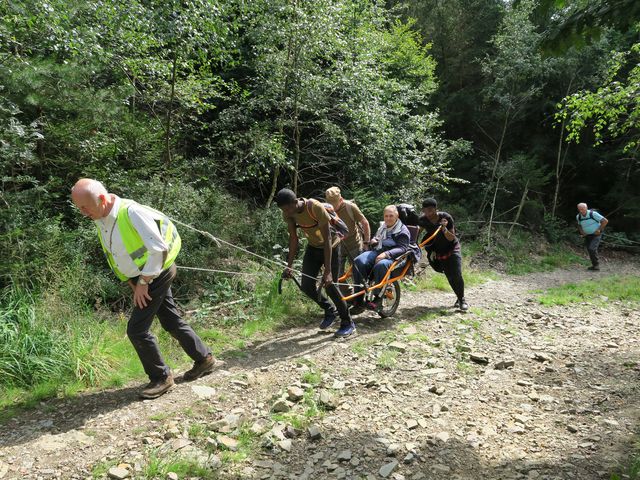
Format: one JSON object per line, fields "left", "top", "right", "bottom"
{"left": 578, "top": 210, "right": 596, "bottom": 222}
{"left": 296, "top": 199, "right": 319, "bottom": 229}
{"left": 306, "top": 199, "right": 318, "bottom": 222}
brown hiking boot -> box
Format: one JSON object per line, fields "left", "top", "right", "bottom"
{"left": 140, "top": 374, "right": 175, "bottom": 399}
{"left": 183, "top": 354, "right": 225, "bottom": 381}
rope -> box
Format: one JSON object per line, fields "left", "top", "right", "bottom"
{"left": 176, "top": 266, "right": 262, "bottom": 276}
{"left": 169, "top": 218, "right": 222, "bottom": 248}
{"left": 169, "top": 216, "right": 359, "bottom": 287}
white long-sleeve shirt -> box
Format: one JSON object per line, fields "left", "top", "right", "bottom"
{"left": 95, "top": 196, "right": 169, "bottom": 278}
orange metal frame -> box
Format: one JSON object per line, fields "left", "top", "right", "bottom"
{"left": 339, "top": 225, "right": 442, "bottom": 302}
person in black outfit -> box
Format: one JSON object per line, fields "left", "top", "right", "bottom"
{"left": 276, "top": 188, "right": 355, "bottom": 338}
{"left": 418, "top": 198, "right": 468, "bottom": 311}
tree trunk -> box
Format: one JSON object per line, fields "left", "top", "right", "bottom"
{"left": 293, "top": 116, "right": 300, "bottom": 194}
{"left": 480, "top": 110, "right": 510, "bottom": 215}
{"left": 508, "top": 179, "right": 529, "bottom": 239}
{"left": 160, "top": 50, "right": 178, "bottom": 208}
{"left": 265, "top": 168, "right": 281, "bottom": 209}
{"left": 551, "top": 77, "right": 574, "bottom": 218}
{"left": 551, "top": 118, "right": 564, "bottom": 219}
{"left": 164, "top": 51, "right": 178, "bottom": 170}
{"left": 486, "top": 175, "right": 501, "bottom": 249}
{"left": 266, "top": 0, "right": 297, "bottom": 208}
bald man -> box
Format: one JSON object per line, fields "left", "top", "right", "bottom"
{"left": 71, "top": 179, "right": 220, "bottom": 399}
{"left": 576, "top": 203, "right": 608, "bottom": 271}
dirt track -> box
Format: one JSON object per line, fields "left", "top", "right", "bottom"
{"left": 1, "top": 259, "right": 639, "bottom": 480}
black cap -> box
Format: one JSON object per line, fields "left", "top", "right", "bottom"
{"left": 422, "top": 198, "right": 437, "bottom": 208}
{"left": 275, "top": 188, "right": 297, "bottom": 207}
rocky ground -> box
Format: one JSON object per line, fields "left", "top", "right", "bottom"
{"left": 1, "top": 260, "right": 639, "bottom": 480}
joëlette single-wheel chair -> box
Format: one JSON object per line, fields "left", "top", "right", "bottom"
{"left": 337, "top": 225, "right": 442, "bottom": 318}
{"left": 277, "top": 225, "right": 441, "bottom": 318}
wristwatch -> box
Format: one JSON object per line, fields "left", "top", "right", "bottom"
{"left": 138, "top": 277, "right": 153, "bottom": 286}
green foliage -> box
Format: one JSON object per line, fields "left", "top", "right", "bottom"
{"left": 536, "top": 275, "right": 640, "bottom": 305}
{"left": 0, "top": 289, "right": 72, "bottom": 389}
{"left": 1, "top": 0, "right": 639, "bottom": 414}
{"left": 210, "top": 0, "right": 465, "bottom": 201}
{"left": 558, "top": 41, "right": 640, "bottom": 153}
{"left": 481, "top": 0, "right": 547, "bottom": 111}
{"left": 478, "top": 228, "right": 586, "bottom": 275}
{"left": 542, "top": 212, "right": 573, "bottom": 244}
{"left": 0, "top": 284, "right": 143, "bottom": 416}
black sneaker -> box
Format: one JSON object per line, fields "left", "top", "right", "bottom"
{"left": 587, "top": 265, "right": 600, "bottom": 271}
{"left": 459, "top": 298, "right": 469, "bottom": 312}
{"left": 319, "top": 309, "right": 337, "bottom": 329}
{"left": 365, "top": 296, "right": 382, "bottom": 312}
{"left": 350, "top": 303, "right": 365, "bottom": 315}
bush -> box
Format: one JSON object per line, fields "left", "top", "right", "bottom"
{"left": 542, "top": 213, "right": 573, "bottom": 244}
{"left": 0, "top": 288, "right": 73, "bottom": 389}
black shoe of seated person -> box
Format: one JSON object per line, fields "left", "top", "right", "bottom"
{"left": 365, "top": 296, "right": 382, "bottom": 312}
{"left": 350, "top": 301, "right": 366, "bottom": 315}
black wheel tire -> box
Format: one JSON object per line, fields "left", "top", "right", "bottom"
{"left": 378, "top": 282, "right": 401, "bottom": 318}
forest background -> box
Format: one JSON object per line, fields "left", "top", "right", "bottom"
{"left": 1, "top": 0, "right": 639, "bottom": 409}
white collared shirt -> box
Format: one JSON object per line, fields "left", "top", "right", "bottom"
{"left": 95, "top": 196, "right": 168, "bottom": 278}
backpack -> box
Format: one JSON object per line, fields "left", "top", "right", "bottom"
{"left": 397, "top": 203, "right": 420, "bottom": 226}
{"left": 576, "top": 209, "right": 601, "bottom": 223}
{"left": 296, "top": 199, "right": 349, "bottom": 239}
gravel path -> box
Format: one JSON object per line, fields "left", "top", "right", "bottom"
{"left": 1, "top": 260, "right": 639, "bottom": 480}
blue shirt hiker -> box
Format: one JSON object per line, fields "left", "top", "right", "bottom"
{"left": 576, "top": 203, "right": 608, "bottom": 271}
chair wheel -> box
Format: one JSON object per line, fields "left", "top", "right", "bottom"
{"left": 378, "top": 282, "right": 401, "bottom": 318}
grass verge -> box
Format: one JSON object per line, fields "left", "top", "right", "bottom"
{"left": 535, "top": 275, "right": 640, "bottom": 306}
{"left": 470, "top": 230, "right": 589, "bottom": 275}
{"left": 610, "top": 441, "right": 640, "bottom": 480}
{"left": 0, "top": 272, "right": 313, "bottom": 422}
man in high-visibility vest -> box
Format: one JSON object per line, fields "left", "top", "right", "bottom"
{"left": 71, "top": 178, "right": 221, "bottom": 399}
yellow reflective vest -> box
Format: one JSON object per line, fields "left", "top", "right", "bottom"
{"left": 97, "top": 200, "right": 181, "bottom": 281}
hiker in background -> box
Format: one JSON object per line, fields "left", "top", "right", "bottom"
{"left": 418, "top": 198, "right": 468, "bottom": 312}
{"left": 71, "top": 179, "right": 220, "bottom": 399}
{"left": 276, "top": 188, "right": 356, "bottom": 338}
{"left": 577, "top": 202, "right": 608, "bottom": 271}
{"left": 325, "top": 187, "right": 371, "bottom": 293}
{"left": 350, "top": 205, "right": 410, "bottom": 314}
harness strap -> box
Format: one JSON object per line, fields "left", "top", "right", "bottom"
{"left": 296, "top": 199, "right": 320, "bottom": 229}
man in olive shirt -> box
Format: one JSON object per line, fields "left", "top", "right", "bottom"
{"left": 276, "top": 188, "right": 355, "bottom": 338}
{"left": 325, "top": 187, "right": 371, "bottom": 293}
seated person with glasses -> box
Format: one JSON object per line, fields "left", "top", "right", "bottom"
{"left": 350, "top": 205, "right": 410, "bottom": 314}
